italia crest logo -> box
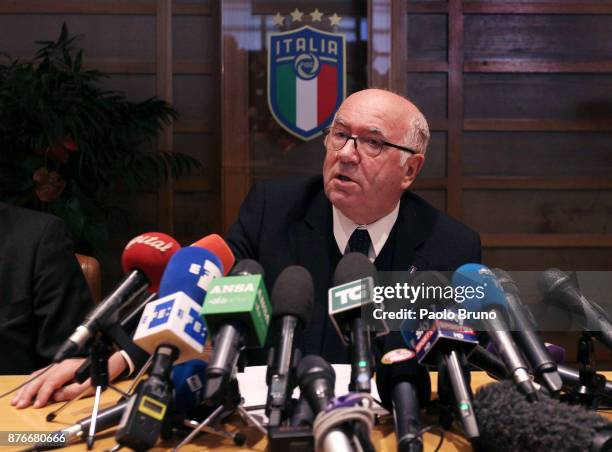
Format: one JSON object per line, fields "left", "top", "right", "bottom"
{"left": 268, "top": 25, "right": 346, "bottom": 141}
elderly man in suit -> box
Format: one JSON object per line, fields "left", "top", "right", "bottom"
{"left": 226, "top": 88, "right": 481, "bottom": 363}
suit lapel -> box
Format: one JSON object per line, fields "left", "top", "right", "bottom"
{"left": 386, "top": 192, "right": 435, "bottom": 272}
{"left": 289, "top": 189, "right": 337, "bottom": 285}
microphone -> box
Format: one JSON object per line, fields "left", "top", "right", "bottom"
{"left": 452, "top": 263, "right": 538, "bottom": 401}
{"left": 328, "top": 252, "right": 388, "bottom": 393}
{"left": 494, "top": 268, "right": 563, "bottom": 395}
{"left": 171, "top": 359, "right": 208, "bottom": 413}
{"left": 191, "top": 234, "right": 236, "bottom": 275}
{"left": 400, "top": 272, "right": 480, "bottom": 443}
{"left": 132, "top": 247, "right": 218, "bottom": 362}
{"left": 297, "top": 355, "right": 353, "bottom": 452}
{"left": 266, "top": 266, "right": 314, "bottom": 428}
{"left": 201, "top": 259, "right": 271, "bottom": 404}
{"left": 377, "top": 329, "right": 431, "bottom": 452}
{"left": 24, "top": 400, "right": 129, "bottom": 451}
{"left": 53, "top": 232, "right": 181, "bottom": 362}
{"left": 538, "top": 268, "right": 612, "bottom": 351}
{"left": 474, "top": 380, "right": 612, "bottom": 452}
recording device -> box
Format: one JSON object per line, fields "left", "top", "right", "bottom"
{"left": 474, "top": 380, "right": 612, "bottom": 452}
{"left": 53, "top": 232, "right": 181, "bottom": 362}
{"left": 115, "top": 344, "right": 179, "bottom": 450}
{"left": 493, "top": 268, "right": 563, "bottom": 395}
{"left": 328, "top": 252, "right": 388, "bottom": 393}
{"left": 297, "top": 355, "right": 353, "bottom": 452}
{"left": 453, "top": 263, "right": 538, "bottom": 401}
{"left": 201, "top": 259, "right": 271, "bottom": 404}
{"left": 266, "top": 266, "right": 314, "bottom": 428}
{"left": 538, "top": 268, "right": 612, "bottom": 351}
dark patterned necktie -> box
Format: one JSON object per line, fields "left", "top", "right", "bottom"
{"left": 348, "top": 228, "right": 371, "bottom": 256}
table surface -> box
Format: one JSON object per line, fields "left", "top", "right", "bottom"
{"left": 0, "top": 372, "right": 608, "bottom": 451}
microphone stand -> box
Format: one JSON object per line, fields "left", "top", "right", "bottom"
{"left": 562, "top": 331, "right": 606, "bottom": 410}
{"left": 172, "top": 377, "right": 265, "bottom": 451}
{"left": 46, "top": 292, "right": 156, "bottom": 424}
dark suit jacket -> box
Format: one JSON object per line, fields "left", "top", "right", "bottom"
{"left": 225, "top": 176, "right": 482, "bottom": 364}
{"left": 0, "top": 203, "right": 94, "bottom": 374}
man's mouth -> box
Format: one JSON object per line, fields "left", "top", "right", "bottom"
{"left": 336, "top": 174, "right": 353, "bottom": 182}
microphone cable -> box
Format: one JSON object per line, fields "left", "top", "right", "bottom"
{"left": 312, "top": 393, "right": 375, "bottom": 452}
{"left": 0, "top": 364, "right": 53, "bottom": 399}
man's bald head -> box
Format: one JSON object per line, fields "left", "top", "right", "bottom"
{"left": 336, "top": 89, "right": 430, "bottom": 157}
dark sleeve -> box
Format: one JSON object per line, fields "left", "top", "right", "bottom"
{"left": 224, "top": 181, "right": 266, "bottom": 261}
{"left": 31, "top": 217, "right": 95, "bottom": 368}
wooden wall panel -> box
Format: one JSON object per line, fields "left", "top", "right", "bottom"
{"left": 420, "top": 131, "right": 448, "bottom": 178}
{"left": 464, "top": 190, "right": 612, "bottom": 233}
{"left": 464, "top": 14, "right": 612, "bottom": 60}
{"left": 0, "top": 15, "right": 156, "bottom": 60}
{"left": 483, "top": 248, "right": 612, "bottom": 271}
{"left": 464, "top": 74, "right": 612, "bottom": 119}
{"left": 173, "top": 15, "right": 214, "bottom": 62}
{"left": 464, "top": 132, "right": 612, "bottom": 177}
{"left": 406, "top": 13, "right": 448, "bottom": 61}
{"left": 405, "top": 73, "right": 448, "bottom": 120}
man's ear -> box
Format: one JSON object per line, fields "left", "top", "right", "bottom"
{"left": 400, "top": 153, "right": 425, "bottom": 190}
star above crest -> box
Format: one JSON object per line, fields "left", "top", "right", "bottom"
{"left": 290, "top": 8, "right": 304, "bottom": 22}
{"left": 328, "top": 13, "right": 342, "bottom": 26}
{"left": 310, "top": 8, "right": 323, "bottom": 22}
{"left": 272, "top": 12, "right": 284, "bottom": 26}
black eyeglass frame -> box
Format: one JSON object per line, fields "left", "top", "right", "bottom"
{"left": 322, "top": 126, "right": 418, "bottom": 157}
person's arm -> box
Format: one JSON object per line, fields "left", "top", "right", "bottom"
{"left": 31, "top": 217, "right": 95, "bottom": 368}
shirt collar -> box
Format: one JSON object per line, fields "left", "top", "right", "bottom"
{"left": 332, "top": 202, "right": 400, "bottom": 261}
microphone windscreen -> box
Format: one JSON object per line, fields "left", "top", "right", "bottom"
{"left": 271, "top": 266, "right": 314, "bottom": 326}
{"left": 297, "top": 355, "right": 335, "bottom": 387}
{"left": 158, "top": 246, "right": 224, "bottom": 303}
{"left": 121, "top": 232, "right": 181, "bottom": 293}
{"left": 537, "top": 268, "right": 569, "bottom": 296}
{"left": 475, "top": 380, "right": 612, "bottom": 452}
{"left": 452, "top": 263, "right": 508, "bottom": 314}
{"left": 172, "top": 359, "right": 208, "bottom": 413}
{"left": 231, "top": 259, "right": 264, "bottom": 276}
{"left": 192, "top": 234, "right": 235, "bottom": 275}
{"left": 333, "top": 252, "right": 376, "bottom": 286}
{"left": 376, "top": 332, "right": 431, "bottom": 411}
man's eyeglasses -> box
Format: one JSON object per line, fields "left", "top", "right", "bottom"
{"left": 323, "top": 127, "right": 418, "bottom": 158}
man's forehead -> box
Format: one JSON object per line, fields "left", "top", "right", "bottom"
{"left": 333, "top": 116, "right": 384, "bottom": 134}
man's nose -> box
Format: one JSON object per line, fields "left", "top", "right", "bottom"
{"left": 336, "top": 137, "right": 360, "bottom": 163}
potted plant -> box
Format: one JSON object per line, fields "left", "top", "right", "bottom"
{"left": 0, "top": 24, "right": 200, "bottom": 252}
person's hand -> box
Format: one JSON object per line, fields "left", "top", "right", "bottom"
{"left": 11, "top": 352, "right": 128, "bottom": 409}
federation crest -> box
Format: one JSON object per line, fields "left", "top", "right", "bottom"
{"left": 268, "top": 25, "right": 346, "bottom": 141}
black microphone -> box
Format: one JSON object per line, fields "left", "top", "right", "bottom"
{"left": 201, "top": 259, "right": 271, "bottom": 404}
{"left": 329, "top": 253, "right": 386, "bottom": 393}
{"left": 538, "top": 268, "right": 612, "bottom": 351}
{"left": 475, "top": 380, "right": 612, "bottom": 452}
{"left": 266, "top": 265, "right": 314, "bottom": 428}
{"left": 297, "top": 355, "right": 354, "bottom": 452}
{"left": 376, "top": 332, "right": 431, "bottom": 452}
{"left": 24, "top": 400, "right": 129, "bottom": 451}
{"left": 494, "top": 268, "right": 563, "bottom": 395}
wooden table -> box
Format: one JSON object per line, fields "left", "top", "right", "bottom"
{"left": 1, "top": 371, "right": 599, "bottom": 451}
